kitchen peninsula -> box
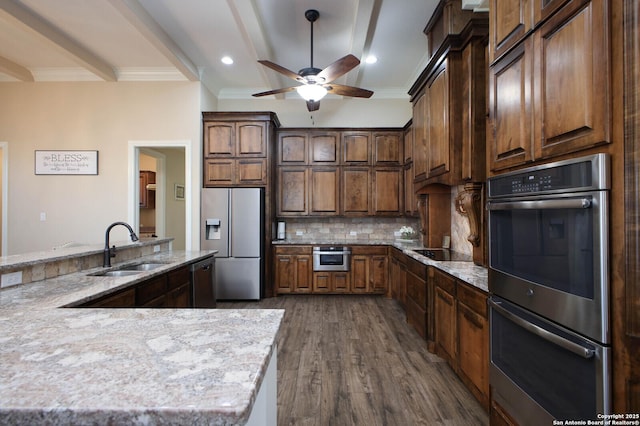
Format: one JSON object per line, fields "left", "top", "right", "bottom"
{"left": 0, "top": 239, "right": 283, "bottom": 425}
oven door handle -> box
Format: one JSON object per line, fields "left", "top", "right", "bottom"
{"left": 489, "top": 299, "right": 596, "bottom": 359}
{"left": 487, "top": 198, "right": 592, "bottom": 210}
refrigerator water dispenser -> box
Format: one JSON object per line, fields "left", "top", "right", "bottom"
{"left": 206, "top": 219, "right": 221, "bottom": 240}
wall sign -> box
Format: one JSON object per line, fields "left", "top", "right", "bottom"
{"left": 35, "top": 150, "right": 98, "bottom": 175}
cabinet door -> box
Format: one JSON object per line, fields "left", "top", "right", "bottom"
{"left": 457, "top": 300, "right": 489, "bottom": 408}
{"left": 369, "top": 254, "right": 388, "bottom": 294}
{"left": 406, "top": 270, "right": 427, "bottom": 338}
{"left": 166, "top": 283, "right": 191, "bottom": 308}
{"left": 204, "top": 122, "right": 235, "bottom": 157}
{"left": 533, "top": 0, "right": 573, "bottom": 26}
{"left": 412, "top": 91, "right": 428, "bottom": 181}
{"left": 342, "top": 131, "right": 371, "bottom": 164}
{"left": 237, "top": 159, "right": 267, "bottom": 184}
{"left": 294, "top": 255, "right": 312, "bottom": 293}
{"left": 372, "top": 168, "right": 402, "bottom": 216}
{"left": 404, "top": 165, "right": 416, "bottom": 216}
{"left": 489, "top": 0, "right": 533, "bottom": 63}
{"left": 373, "top": 132, "right": 402, "bottom": 165}
{"left": 278, "top": 168, "right": 308, "bottom": 216}
{"left": 236, "top": 122, "right": 266, "bottom": 157}
{"left": 278, "top": 132, "right": 308, "bottom": 165}
{"left": 533, "top": 0, "right": 611, "bottom": 160}
{"left": 310, "top": 168, "right": 339, "bottom": 215}
{"left": 309, "top": 132, "right": 339, "bottom": 164}
{"left": 204, "top": 159, "right": 234, "bottom": 186}
{"left": 461, "top": 41, "right": 487, "bottom": 183}
{"left": 489, "top": 39, "right": 534, "bottom": 172}
{"left": 333, "top": 272, "right": 350, "bottom": 293}
{"left": 435, "top": 286, "right": 456, "bottom": 365}
{"left": 342, "top": 168, "right": 370, "bottom": 216}
{"left": 351, "top": 255, "right": 369, "bottom": 293}
{"left": 313, "top": 272, "right": 332, "bottom": 293}
{"left": 136, "top": 276, "right": 167, "bottom": 307}
{"left": 274, "top": 255, "right": 295, "bottom": 294}
{"left": 403, "top": 125, "right": 413, "bottom": 163}
{"left": 427, "top": 63, "right": 451, "bottom": 178}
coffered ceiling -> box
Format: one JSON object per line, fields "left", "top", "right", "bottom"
{"left": 0, "top": 0, "right": 487, "bottom": 101}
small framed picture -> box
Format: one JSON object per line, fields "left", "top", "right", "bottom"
{"left": 174, "top": 184, "right": 185, "bottom": 200}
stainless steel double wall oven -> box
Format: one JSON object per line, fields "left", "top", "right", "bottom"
{"left": 487, "top": 154, "right": 611, "bottom": 424}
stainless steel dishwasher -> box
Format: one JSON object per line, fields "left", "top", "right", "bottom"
{"left": 191, "top": 256, "right": 216, "bottom": 308}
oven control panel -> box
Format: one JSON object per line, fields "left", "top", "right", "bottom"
{"left": 488, "top": 154, "right": 609, "bottom": 197}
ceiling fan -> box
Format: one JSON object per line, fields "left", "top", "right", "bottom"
{"left": 252, "top": 9, "right": 374, "bottom": 112}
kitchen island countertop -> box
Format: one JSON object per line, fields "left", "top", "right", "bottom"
{"left": 0, "top": 249, "right": 283, "bottom": 425}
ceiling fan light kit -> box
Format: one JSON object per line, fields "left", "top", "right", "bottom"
{"left": 253, "top": 9, "right": 373, "bottom": 112}
{"left": 296, "top": 84, "right": 327, "bottom": 102}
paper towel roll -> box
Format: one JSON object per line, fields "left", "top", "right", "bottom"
{"left": 277, "top": 222, "right": 286, "bottom": 239}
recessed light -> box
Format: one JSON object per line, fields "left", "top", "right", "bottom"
{"left": 365, "top": 55, "right": 378, "bottom": 64}
{"left": 221, "top": 56, "right": 234, "bottom": 65}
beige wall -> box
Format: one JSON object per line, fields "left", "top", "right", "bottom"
{"left": 0, "top": 81, "right": 203, "bottom": 255}
{"left": 156, "top": 147, "right": 186, "bottom": 250}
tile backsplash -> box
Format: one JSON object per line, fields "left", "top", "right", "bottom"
{"left": 279, "top": 217, "right": 420, "bottom": 242}
{"left": 277, "top": 185, "right": 474, "bottom": 257}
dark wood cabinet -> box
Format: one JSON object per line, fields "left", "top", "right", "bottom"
{"left": 434, "top": 270, "right": 457, "bottom": 364}
{"left": 276, "top": 128, "right": 404, "bottom": 217}
{"left": 405, "top": 257, "right": 428, "bottom": 340}
{"left": 274, "top": 246, "right": 312, "bottom": 294}
{"left": 77, "top": 264, "right": 195, "bottom": 309}
{"left": 489, "top": 0, "right": 533, "bottom": 63}
{"left": 313, "top": 271, "right": 350, "bottom": 293}
{"left": 350, "top": 246, "right": 388, "bottom": 294}
{"left": 310, "top": 167, "right": 339, "bottom": 215}
{"left": 203, "top": 113, "right": 278, "bottom": 187}
{"left": 489, "top": 0, "right": 612, "bottom": 173}
{"left": 277, "top": 168, "right": 308, "bottom": 216}
{"left": 389, "top": 248, "right": 407, "bottom": 308}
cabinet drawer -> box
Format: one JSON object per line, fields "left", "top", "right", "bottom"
{"left": 406, "top": 256, "right": 427, "bottom": 277}
{"left": 350, "top": 245, "right": 388, "bottom": 256}
{"left": 167, "top": 266, "right": 190, "bottom": 291}
{"left": 136, "top": 276, "right": 167, "bottom": 306}
{"left": 457, "top": 281, "right": 487, "bottom": 317}
{"left": 433, "top": 269, "right": 455, "bottom": 295}
{"left": 274, "top": 245, "right": 312, "bottom": 255}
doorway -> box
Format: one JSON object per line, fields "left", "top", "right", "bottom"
{"left": 128, "top": 141, "right": 191, "bottom": 250}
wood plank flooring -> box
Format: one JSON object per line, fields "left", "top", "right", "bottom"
{"left": 218, "top": 295, "right": 488, "bottom": 426}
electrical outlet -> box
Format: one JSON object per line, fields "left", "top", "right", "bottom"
{"left": 153, "top": 245, "right": 161, "bottom": 253}
{"left": 349, "top": 231, "right": 357, "bottom": 236}
{"left": 296, "top": 230, "right": 303, "bottom": 236}
{"left": 1, "top": 271, "right": 22, "bottom": 288}
{"left": 40, "top": 212, "right": 46, "bottom": 221}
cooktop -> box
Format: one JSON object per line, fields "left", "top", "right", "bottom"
{"left": 413, "top": 248, "right": 468, "bottom": 261}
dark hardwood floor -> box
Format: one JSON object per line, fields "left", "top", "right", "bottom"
{"left": 218, "top": 295, "right": 488, "bottom": 426}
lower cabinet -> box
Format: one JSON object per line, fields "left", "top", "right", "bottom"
{"left": 405, "top": 256, "right": 428, "bottom": 341}
{"left": 273, "top": 245, "right": 387, "bottom": 295}
{"left": 389, "top": 248, "right": 407, "bottom": 308}
{"left": 433, "top": 268, "right": 489, "bottom": 410}
{"left": 273, "top": 245, "right": 312, "bottom": 294}
{"left": 351, "top": 246, "right": 388, "bottom": 294}
{"left": 78, "top": 265, "right": 192, "bottom": 308}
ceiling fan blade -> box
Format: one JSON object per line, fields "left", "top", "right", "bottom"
{"left": 252, "top": 87, "right": 297, "bottom": 97}
{"left": 326, "top": 83, "right": 374, "bottom": 98}
{"left": 316, "top": 54, "right": 360, "bottom": 83}
{"left": 306, "top": 100, "right": 320, "bottom": 112}
{"left": 258, "top": 60, "right": 302, "bottom": 81}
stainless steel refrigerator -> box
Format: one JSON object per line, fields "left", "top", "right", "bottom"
{"left": 201, "top": 188, "right": 263, "bottom": 300}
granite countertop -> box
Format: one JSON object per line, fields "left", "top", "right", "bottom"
{"left": 273, "top": 239, "right": 489, "bottom": 292}
{"left": 0, "top": 250, "right": 284, "bottom": 425}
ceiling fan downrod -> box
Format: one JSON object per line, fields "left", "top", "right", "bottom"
{"left": 306, "top": 9, "right": 319, "bottom": 70}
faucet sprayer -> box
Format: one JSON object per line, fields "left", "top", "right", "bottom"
{"left": 103, "top": 222, "right": 139, "bottom": 267}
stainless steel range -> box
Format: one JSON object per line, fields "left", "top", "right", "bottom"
{"left": 487, "top": 154, "right": 611, "bottom": 424}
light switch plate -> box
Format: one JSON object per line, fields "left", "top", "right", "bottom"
{"left": 153, "top": 245, "right": 160, "bottom": 252}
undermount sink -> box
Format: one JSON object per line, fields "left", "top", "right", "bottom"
{"left": 120, "top": 263, "right": 168, "bottom": 271}
{"left": 89, "top": 262, "right": 169, "bottom": 277}
{"left": 89, "top": 270, "right": 143, "bottom": 277}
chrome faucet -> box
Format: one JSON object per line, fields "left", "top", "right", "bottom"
{"left": 103, "top": 222, "right": 139, "bottom": 267}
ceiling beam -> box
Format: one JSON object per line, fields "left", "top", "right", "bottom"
{"left": 0, "top": 55, "right": 33, "bottom": 81}
{"left": 347, "top": 0, "right": 380, "bottom": 88}
{"left": 108, "top": 0, "right": 199, "bottom": 81}
{"left": 228, "top": 0, "right": 287, "bottom": 98}
{"left": 0, "top": 0, "right": 117, "bottom": 81}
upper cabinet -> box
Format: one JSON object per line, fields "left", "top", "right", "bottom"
{"left": 409, "top": 1, "right": 489, "bottom": 188}
{"left": 488, "top": 0, "right": 612, "bottom": 173}
{"left": 203, "top": 112, "right": 279, "bottom": 187}
{"left": 276, "top": 128, "right": 404, "bottom": 217}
